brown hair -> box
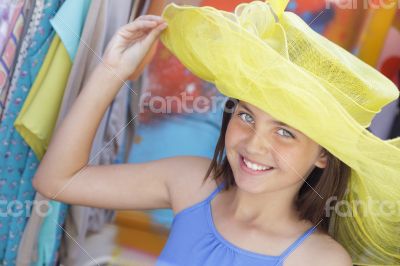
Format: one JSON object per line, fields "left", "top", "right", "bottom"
{"left": 204, "top": 98, "right": 351, "bottom": 232}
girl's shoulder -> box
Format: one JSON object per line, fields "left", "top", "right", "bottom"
{"left": 285, "top": 230, "right": 352, "bottom": 266}
{"left": 165, "top": 156, "right": 221, "bottom": 215}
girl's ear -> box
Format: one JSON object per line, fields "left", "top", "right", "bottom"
{"left": 314, "top": 149, "right": 328, "bottom": 169}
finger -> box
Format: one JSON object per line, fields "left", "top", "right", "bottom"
{"left": 135, "top": 15, "right": 165, "bottom": 23}
{"left": 142, "top": 22, "right": 168, "bottom": 46}
{"left": 121, "top": 20, "right": 159, "bottom": 34}
{"left": 124, "top": 15, "right": 165, "bottom": 32}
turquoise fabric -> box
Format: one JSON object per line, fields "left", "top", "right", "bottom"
{"left": 50, "top": 0, "right": 91, "bottom": 61}
{"left": 36, "top": 201, "right": 68, "bottom": 266}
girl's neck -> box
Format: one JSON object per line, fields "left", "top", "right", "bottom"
{"left": 222, "top": 185, "right": 308, "bottom": 232}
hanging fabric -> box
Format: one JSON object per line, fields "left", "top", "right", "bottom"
{"left": 32, "top": 1, "right": 91, "bottom": 264}
{"left": 0, "top": 0, "right": 64, "bottom": 264}
{"left": 14, "top": 31, "right": 72, "bottom": 266}
{"left": 42, "top": 0, "right": 131, "bottom": 265}
{"left": 0, "top": 0, "right": 33, "bottom": 122}
{"left": 14, "top": 0, "right": 90, "bottom": 264}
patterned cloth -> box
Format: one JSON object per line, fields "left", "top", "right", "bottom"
{"left": 0, "top": 0, "right": 63, "bottom": 264}
{"left": 0, "top": 0, "right": 26, "bottom": 121}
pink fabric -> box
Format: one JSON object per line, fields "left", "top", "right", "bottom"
{"left": 0, "top": 0, "right": 25, "bottom": 119}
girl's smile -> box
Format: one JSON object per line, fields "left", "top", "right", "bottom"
{"left": 239, "top": 154, "right": 275, "bottom": 175}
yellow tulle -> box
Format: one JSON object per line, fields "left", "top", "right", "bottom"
{"left": 160, "top": 1, "right": 400, "bottom": 264}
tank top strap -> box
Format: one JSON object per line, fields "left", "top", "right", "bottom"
{"left": 205, "top": 180, "right": 226, "bottom": 202}
{"left": 278, "top": 224, "right": 318, "bottom": 261}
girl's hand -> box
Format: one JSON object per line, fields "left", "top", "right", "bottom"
{"left": 102, "top": 15, "right": 167, "bottom": 81}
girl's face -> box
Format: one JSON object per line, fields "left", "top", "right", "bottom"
{"left": 225, "top": 101, "right": 327, "bottom": 194}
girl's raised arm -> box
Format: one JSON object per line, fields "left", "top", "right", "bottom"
{"left": 31, "top": 16, "right": 193, "bottom": 210}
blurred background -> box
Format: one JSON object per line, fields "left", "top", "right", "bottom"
{"left": 0, "top": 0, "right": 399, "bottom": 265}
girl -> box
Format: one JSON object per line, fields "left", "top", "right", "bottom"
{"left": 33, "top": 1, "right": 400, "bottom": 265}
{"left": 33, "top": 14, "right": 349, "bottom": 266}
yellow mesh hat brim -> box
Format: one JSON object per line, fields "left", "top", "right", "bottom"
{"left": 160, "top": 2, "right": 400, "bottom": 265}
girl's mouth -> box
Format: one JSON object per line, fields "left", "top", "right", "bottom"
{"left": 239, "top": 154, "right": 274, "bottom": 175}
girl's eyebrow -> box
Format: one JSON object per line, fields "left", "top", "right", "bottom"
{"left": 238, "top": 103, "right": 293, "bottom": 128}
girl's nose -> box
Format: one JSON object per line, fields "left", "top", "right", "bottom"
{"left": 244, "top": 132, "right": 270, "bottom": 156}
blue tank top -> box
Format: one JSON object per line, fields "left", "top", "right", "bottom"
{"left": 156, "top": 182, "right": 317, "bottom": 266}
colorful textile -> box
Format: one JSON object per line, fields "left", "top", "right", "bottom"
{"left": 0, "top": 0, "right": 26, "bottom": 121}
{"left": 0, "top": 0, "right": 63, "bottom": 264}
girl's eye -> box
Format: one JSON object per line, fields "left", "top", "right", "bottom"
{"left": 237, "top": 112, "right": 254, "bottom": 124}
{"left": 277, "top": 128, "right": 295, "bottom": 138}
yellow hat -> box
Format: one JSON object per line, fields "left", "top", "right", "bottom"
{"left": 160, "top": 0, "right": 400, "bottom": 264}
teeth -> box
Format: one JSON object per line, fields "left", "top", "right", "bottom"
{"left": 243, "top": 157, "right": 271, "bottom": 171}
